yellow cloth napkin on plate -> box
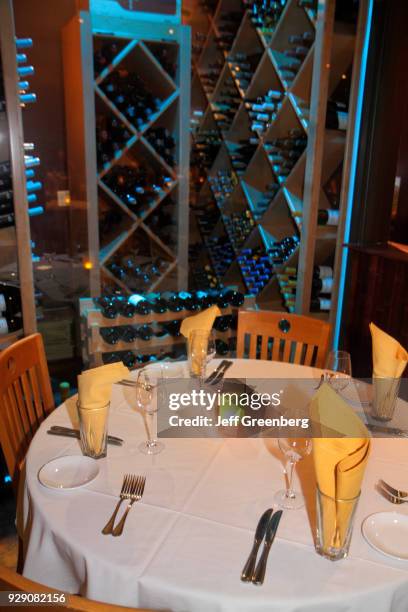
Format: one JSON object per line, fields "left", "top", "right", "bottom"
{"left": 370, "top": 322, "right": 408, "bottom": 378}
{"left": 311, "top": 384, "right": 370, "bottom": 550}
{"left": 77, "top": 362, "right": 129, "bottom": 454}
{"left": 180, "top": 305, "right": 221, "bottom": 376}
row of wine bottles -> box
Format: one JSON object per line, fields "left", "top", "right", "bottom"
{"left": 101, "top": 336, "right": 234, "bottom": 368}
{"left": 0, "top": 38, "right": 43, "bottom": 231}
{"left": 94, "top": 289, "right": 245, "bottom": 319}
{"left": 100, "top": 67, "right": 162, "bottom": 128}
{"left": 277, "top": 265, "right": 334, "bottom": 312}
{"left": 106, "top": 257, "right": 170, "bottom": 293}
{"left": 0, "top": 38, "right": 37, "bottom": 110}
{"left": 277, "top": 265, "right": 333, "bottom": 312}
{"left": 99, "top": 313, "right": 237, "bottom": 346}
{"left": 103, "top": 164, "right": 173, "bottom": 215}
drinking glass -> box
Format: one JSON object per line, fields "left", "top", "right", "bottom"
{"left": 274, "top": 437, "right": 312, "bottom": 510}
{"left": 136, "top": 367, "right": 164, "bottom": 455}
{"left": 315, "top": 487, "right": 360, "bottom": 561}
{"left": 188, "top": 329, "right": 216, "bottom": 381}
{"left": 78, "top": 402, "right": 109, "bottom": 459}
{"left": 325, "top": 350, "right": 352, "bottom": 392}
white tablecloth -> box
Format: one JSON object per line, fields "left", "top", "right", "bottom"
{"left": 23, "top": 360, "right": 408, "bottom": 611}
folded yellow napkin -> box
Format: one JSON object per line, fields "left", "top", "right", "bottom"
{"left": 180, "top": 305, "right": 221, "bottom": 376}
{"left": 369, "top": 322, "right": 408, "bottom": 378}
{"left": 311, "top": 384, "right": 370, "bottom": 551}
{"left": 77, "top": 362, "right": 129, "bottom": 455}
{"left": 78, "top": 362, "right": 129, "bottom": 409}
{"left": 180, "top": 304, "right": 221, "bottom": 339}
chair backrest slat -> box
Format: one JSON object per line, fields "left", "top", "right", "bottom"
{"left": 236, "top": 311, "right": 331, "bottom": 368}
{"left": 0, "top": 334, "right": 54, "bottom": 486}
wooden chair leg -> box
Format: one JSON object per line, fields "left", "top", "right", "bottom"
{"left": 16, "top": 536, "right": 24, "bottom": 574}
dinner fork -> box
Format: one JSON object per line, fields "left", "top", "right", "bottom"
{"left": 112, "top": 475, "right": 146, "bottom": 537}
{"left": 378, "top": 479, "right": 408, "bottom": 500}
{"left": 377, "top": 485, "right": 408, "bottom": 505}
{"left": 102, "top": 474, "right": 133, "bottom": 535}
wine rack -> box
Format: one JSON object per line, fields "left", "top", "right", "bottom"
{"left": 80, "top": 290, "right": 255, "bottom": 368}
{"left": 187, "top": 0, "right": 370, "bottom": 327}
{"left": 62, "top": 6, "right": 191, "bottom": 297}
{"left": 0, "top": 0, "right": 42, "bottom": 342}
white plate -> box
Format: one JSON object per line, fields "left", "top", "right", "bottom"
{"left": 362, "top": 512, "right": 408, "bottom": 560}
{"left": 38, "top": 455, "right": 100, "bottom": 490}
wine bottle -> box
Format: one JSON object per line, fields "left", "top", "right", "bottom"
{"left": 0, "top": 313, "right": 22, "bottom": 335}
{"left": 326, "top": 101, "right": 348, "bottom": 131}
{"left": 0, "top": 283, "right": 21, "bottom": 318}
{"left": 310, "top": 297, "right": 331, "bottom": 312}
{"left": 100, "top": 327, "right": 120, "bottom": 345}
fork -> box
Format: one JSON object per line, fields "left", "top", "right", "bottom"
{"left": 378, "top": 479, "right": 408, "bottom": 500}
{"left": 377, "top": 485, "right": 408, "bottom": 505}
{"left": 102, "top": 474, "right": 133, "bottom": 535}
{"left": 112, "top": 475, "right": 146, "bottom": 537}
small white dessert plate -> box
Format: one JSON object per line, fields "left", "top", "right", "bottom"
{"left": 38, "top": 455, "right": 99, "bottom": 490}
{"left": 362, "top": 512, "right": 408, "bottom": 560}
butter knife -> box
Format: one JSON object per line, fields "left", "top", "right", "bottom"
{"left": 47, "top": 426, "right": 123, "bottom": 446}
{"left": 252, "top": 510, "right": 283, "bottom": 585}
{"left": 241, "top": 508, "right": 273, "bottom": 582}
{"left": 366, "top": 424, "right": 408, "bottom": 437}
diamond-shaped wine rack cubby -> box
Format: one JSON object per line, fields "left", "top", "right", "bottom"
{"left": 187, "top": 0, "right": 367, "bottom": 324}
{"left": 63, "top": 14, "right": 191, "bottom": 297}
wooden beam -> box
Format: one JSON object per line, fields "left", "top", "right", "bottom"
{"left": 295, "top": 0, "right": 335, "bottom": 314}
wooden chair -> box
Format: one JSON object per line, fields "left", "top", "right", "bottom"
{"left": 0, "top": 564, "right": 155, "bottom": 611}
{"left": 236, "top": 310, "right": 331, "bottom": 368}
{"left": 0, "top": 333, "right": 54, "bottom": 488}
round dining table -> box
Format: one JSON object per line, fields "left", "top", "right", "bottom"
{"left": 22, "top": 359, "right": 408, "bottom": 612}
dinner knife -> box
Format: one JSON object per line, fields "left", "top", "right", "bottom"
{"left": 205, "top": 360, "right": 229, "bottom": 384}
{"left": 366, "top": 424, "right": 408, "bottom": 438}
{"left": 252, "top": 510, "right": 283, "bottom": 585}
{"left": 47, "top": 426, "right": 123, "bottom": 446}
{"left": 210, "top": 360, "right": 233, "bottom": 385}
{"left": 241, "top": 508, "right": 273, "bottom": 582}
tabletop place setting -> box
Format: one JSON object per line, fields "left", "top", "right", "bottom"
{"left": 8, "top": 303, "right": 403, "bottom": 612}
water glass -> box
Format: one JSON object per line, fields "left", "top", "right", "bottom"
{"left": 78, "top": 401, "right": 109, "bottom": 459}
{"left": 372, "top": 377, "right": 401, "bottom": 422}
{"left": 187, "top": 329, "right": 215, "bottom": 381}
{"left": 315, "top": 487, "right": 360, "bottom": 561}
{"left": 325, "top": 350, "right": 352, "bottom": 392}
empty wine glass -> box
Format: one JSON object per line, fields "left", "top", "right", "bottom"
{"left": 325, "top": 350, "right": 352, "bottom": 392}
{"left": 136, "top": 367, "right": 164, "bottom": 455}
{"left": 274, "top": 437, "right": 312, "bottom": 510}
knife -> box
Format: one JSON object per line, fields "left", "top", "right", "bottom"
{"left": 241, "top": 508, "right": 273, "bottom": 582}
{"left": 47, "top": 426, "right": 123, "bottom": 446}
{"left": 252, "top": 510, "right": 283, "bottom": 585}
{"left": 210, "top": 360, "right": 233, "bottom": 385}
{"left": 205, "top": 360, "right": 229, "bottom": 384}
{"left": 366, "top": 424, "right": 408, "bottom": 438}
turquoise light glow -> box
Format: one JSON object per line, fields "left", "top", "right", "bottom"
{"left": 334, "top": 0, "right": 374, "bottom": 349}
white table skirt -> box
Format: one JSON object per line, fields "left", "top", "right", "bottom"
{"left": 22, "top": 360, "right": 408, "bottom": 611}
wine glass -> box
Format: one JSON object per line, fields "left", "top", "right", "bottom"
{"left": 274, "top": 438, "right": 312, "bottom": 510}
{"left": 136, "top": 367, "right": 164, "bottom": 455}
{"left": 325, "top": 350, "right": 352, "bottom": 392}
